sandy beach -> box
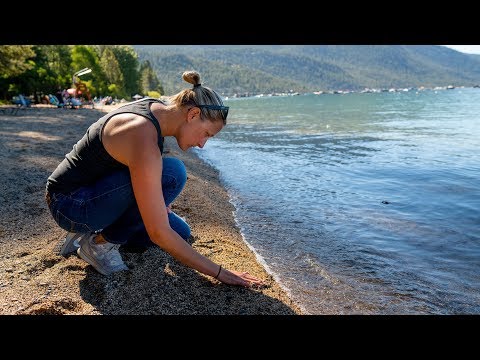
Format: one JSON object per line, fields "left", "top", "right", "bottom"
{"left": 0, "top": 103, "right": 302, "bottom": 315}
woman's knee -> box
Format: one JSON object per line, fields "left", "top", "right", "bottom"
{"left": 163, "top": 157, "right": 187, "bottom": 188}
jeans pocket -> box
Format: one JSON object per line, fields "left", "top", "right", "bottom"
{"left": 55, "top": 210, "right": 91, "bottom": 233}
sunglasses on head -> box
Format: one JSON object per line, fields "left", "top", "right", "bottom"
{"left": 197, "top": 104, "right": 229, "bottom": 121}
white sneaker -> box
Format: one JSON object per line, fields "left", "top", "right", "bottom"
{"left": 77, "top": 235, "right": 129, "bottom": 276}
{"left": 56, "top": 231, "right": 86, "bottom": 257}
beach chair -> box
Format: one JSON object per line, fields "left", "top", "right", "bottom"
{"left": 69, "top": 97, "right": 82, "bottom": 109}
{"left": 48, "top": 94, "right": 64, "bottom": 108}
{"left": 14, "top": 94, "right": 32, "bottom": 107}
{"left": 9, "top": 94, "right": 32, "bottom": 115}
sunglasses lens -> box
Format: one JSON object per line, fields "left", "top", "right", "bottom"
{"left": 198, "top": 105, "right": 228, "bottom": 120}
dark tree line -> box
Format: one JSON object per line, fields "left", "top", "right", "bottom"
{"left": 0, "top": 45, "right": 164, "bottom": 104}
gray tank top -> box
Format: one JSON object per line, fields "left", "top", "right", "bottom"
{"left": 46, "top": 97, "right": 165, "bottom": 194}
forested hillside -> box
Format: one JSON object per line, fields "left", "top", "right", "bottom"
{"left": 134, "top": 45, "right": 480, "bottom": 95}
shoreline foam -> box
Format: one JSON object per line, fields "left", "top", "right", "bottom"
{"left": 192, "top": 148, "right": 309, "bottom": 315}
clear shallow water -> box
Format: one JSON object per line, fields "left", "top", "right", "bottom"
{"left": 193, "top": 88, "right": 480, "bottom": 314}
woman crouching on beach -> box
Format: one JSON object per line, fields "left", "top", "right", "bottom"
{"left": 45, "top": 70, "right": 263, "bottom": 287}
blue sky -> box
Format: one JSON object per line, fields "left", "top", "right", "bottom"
{"left": 442, "top": 45, "right": 480, "bottom": 54}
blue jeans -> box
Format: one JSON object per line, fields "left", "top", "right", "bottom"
{"left": 46, "top": 157, "right": 191, "bottom": 247}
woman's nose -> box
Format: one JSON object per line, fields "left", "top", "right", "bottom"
{"left": 198, "top": 137, "right": 208, "bottom": 148}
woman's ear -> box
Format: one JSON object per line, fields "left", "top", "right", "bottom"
{"left": 187, "top": 106, "right": 201, "bottom": 122}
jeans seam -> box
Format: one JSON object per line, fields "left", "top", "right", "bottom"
{"left": 85, "top": 182, "right": 132, "bottom": 203}
{"left": 55, "top": 209, "right": 94, "bottom": 233}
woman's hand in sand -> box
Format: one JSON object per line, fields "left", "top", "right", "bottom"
{"left": 217, "top": 268, "right": 265, "bottom": 288}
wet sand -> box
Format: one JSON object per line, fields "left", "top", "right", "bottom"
{"left": 0, "top": 104, "right": 303, "bottom": 315}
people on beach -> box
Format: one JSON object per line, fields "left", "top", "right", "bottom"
{"left": 45, "top": 70, "right": 263, "bottom": 287}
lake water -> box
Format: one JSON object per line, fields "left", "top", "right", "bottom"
{"left": 193, "top": 88, "right": 480, "bottom": 314}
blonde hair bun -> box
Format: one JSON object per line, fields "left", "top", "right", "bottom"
{"left": 182, "top": 71, "right": 201, "bottom": 87}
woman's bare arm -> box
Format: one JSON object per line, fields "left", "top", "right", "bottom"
{"left": 102, "top": 115, "right": 263, "bottom": 286}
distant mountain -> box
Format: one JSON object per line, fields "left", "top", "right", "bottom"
{"left": 133, "top": 45, "right": 480, "bottom": 96}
